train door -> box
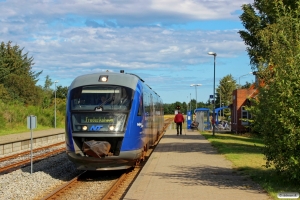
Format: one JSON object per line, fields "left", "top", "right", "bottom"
{"left": 150, "top": 94, "right": 155, "bottom": 145}
{"left": 143, "top": 91, "right": 150, "bottom": 148}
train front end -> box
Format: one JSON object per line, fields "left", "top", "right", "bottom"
{"left": 65, "top": 72, "right": 144, "bottom": 170}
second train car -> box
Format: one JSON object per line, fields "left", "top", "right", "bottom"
{"left": 65, "top": 70, "right": 164, "bottom": 170}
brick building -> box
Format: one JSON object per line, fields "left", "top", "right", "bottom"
{"left": 231, "top": 88, "right": 256, "bottom": 133}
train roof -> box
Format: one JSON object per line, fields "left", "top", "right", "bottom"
{"left": 68, "top": 71, "right": 153, "bottom": 92}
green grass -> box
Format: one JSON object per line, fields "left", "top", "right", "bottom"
{"left": 201, "top": 132, "right": 300, "bottom": 200}
{"left": 0, "top": 124, "right": 63, "bottom": 136}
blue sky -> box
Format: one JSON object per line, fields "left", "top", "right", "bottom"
{"left": 0, "top": 0, "right": 256, "bottom": 104}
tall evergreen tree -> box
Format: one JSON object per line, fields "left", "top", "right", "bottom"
{"left": 0, "top": 41, "right": 42, "bottom": 105}
{"left": 216, "top": 75, "right": 236, "bottom": 107}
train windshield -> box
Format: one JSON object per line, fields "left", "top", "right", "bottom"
{"left": 69, "top": 85, "right": 133, "bottom": 133}
{"left": 70, "top": 85, "right": 133, "bottom": 111}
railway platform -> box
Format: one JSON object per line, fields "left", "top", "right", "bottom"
{"left": 124, "top": 129, "right": 270, "bottom": 200}
{"left": 0, "top": 128, "right": 65, "bottom": 155}
{"left": 0, "top": 128, "right": 65, "bottom": 144}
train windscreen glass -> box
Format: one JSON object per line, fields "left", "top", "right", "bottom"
{"left": 70, "top": 85, "right": 132, "bottom": 111}
{"left": 69, "top": 85, "right": 133, "bottom": 132}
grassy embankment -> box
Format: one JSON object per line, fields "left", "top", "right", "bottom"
{"left": 201, "top": 131, "right": 300, "bottom": 200}
{"left": 0, "top": 125, "right": 58, "bottom": 136}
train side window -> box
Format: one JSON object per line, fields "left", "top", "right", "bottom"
{"left": 138, "top": 96, "right": 143, "bottom": 116}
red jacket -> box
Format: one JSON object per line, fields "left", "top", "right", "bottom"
{"left": 174, "top": 113, "right": 185, "bottom": 123}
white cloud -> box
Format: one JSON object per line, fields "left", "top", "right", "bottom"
{"left": 160, "top": 46, "right": 180, "bottom": 54}
{"left": 0, "top": 0, "right": 254, "bottom": 103}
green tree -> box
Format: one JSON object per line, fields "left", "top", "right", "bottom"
{"left": 55, "top": 85, "right": 68, "bottom": 99}
{"left": 239, "top": 0, "right": 298, "bottom": 68}
{"left": 216, "top": 75, "right": 236, "bottom": 108}
{"left": 190, "top": 99, "right": 196, "bottom": 111}
{"left": 241, "top": 81, "right": 253, "bottom": 89}
{"left": 0, "top": 41, "right": 42, "bottom": 105}
{"left": 163, "top": 103, "right": 171, "bottom": 114}
{"left": 247, "top": 2, "right": 300, "bottom": 180}
{"left": 40, "top": 75, "right": 53, "bottom": 109}
{"left": 43, "top": 75, "right": 53, "bottom": 91}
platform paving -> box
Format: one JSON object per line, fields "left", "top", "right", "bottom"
{"left": 0, "top": 128, "right": 65, "bottom": 155}
{"left": 0, "top": 128, "right": 65, "bottom": 145}
{"left": 124, "top": 129, "right": 271, "bottom": 200}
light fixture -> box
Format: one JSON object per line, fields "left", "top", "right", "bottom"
{"left": 108, "top": 125, "right": 115, "bottom": 131}
{"left": 99, "top": 75, "right": 108, "bottom": 82}
{"left": 54, "top": 80, "right": 59, "bottom": 128}
{"left": 82, "top": 125, "right": 88, "bottom": 131}
{"left": 190, "top": 84, "right": 202, "bottom": 110}
{"left": 208, "top": 52, "right": 217, "bottom": 136}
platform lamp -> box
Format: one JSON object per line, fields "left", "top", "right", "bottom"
{"left": 54, "top": 80, "right": 58, "bottom": 128}
{"left": 190, "top": 84, "right": 202, "bottom": 111}
{"left": 208, "top": 52, "right": 217, "bottom": 136}
{"left": 238, "top": 72, "right": 253, "bottom": 88}
{"left": 190, "top": 93, "right": 192, "bottom": 111}
{"left": 235, "top": 72, "right": 254, "bottom": 133}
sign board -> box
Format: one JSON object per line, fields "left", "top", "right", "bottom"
{"left": 209, "top": 95, "right": 214, "bottom": 99}
{"left": 27, "top": 115, "right": 37, "bottom": 129}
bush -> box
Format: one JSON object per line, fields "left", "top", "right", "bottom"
{"left": 0, "top": 98, "right": 66, "bottom": 133}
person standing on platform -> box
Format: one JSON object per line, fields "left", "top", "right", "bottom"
{"left": 174, "top": 111, "right": 185, "bottom": 135}
{"left": 211, "top": 117, "right": 215, "bottom": 130}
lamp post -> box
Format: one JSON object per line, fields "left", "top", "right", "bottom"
{"left": 187, "top": 96, "right": 189, "bottom": 113}
{"left": 235, "top": 72, "right": 253, "bottom": 133}
{"left": 219, "top": 90, "right": 221, "bottom": 117}
{"left": 54, "top": 80, "right": 58, "bottom": 128}
{"left": 238, "top": 72, "right": 253, "bottom": 88}
{"left": 222, "top": 103, "right": 224, "bottom": 117}
{"left": 190, "top": 84, "right": 202, "bottom": 110}
{"left": 190, "top": 93, "right": 192, "bottom": 112}
{"left": 208, "top": 52, "right": 217, "bottom": 136}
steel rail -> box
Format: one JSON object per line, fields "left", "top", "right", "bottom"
{"left": 41, "top": 171, "right": 87, "bottom": 200}
{"left": 101, "top": 119, "right": 173, "bottom": 199}
{"left": 0, "top": 147, "right": 65, "bottom": 173}
{"left": 0, "top": 141, "right": 65, "bottom": 162}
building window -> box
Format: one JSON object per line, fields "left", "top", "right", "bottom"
{"left": 241, "top": 106, "right": 249, "bottom": 125}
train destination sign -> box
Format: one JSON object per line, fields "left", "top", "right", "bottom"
{"left": 81, "top": 115, "right": 114, "bottom": 123}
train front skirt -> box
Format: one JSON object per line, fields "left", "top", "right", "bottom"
{"left": 66, "top": 149, "right": 143, "bottom": 170}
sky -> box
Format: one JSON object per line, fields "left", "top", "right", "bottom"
{"left": 0, "top": 0, "right": 257, "bottom": 104}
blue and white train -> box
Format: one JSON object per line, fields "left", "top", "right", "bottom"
{"left": 65, "top": 70, "right": 164, "bottom": 170}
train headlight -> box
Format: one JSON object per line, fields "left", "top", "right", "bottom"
{"left": 99, "top": 75, "right": 108, "bottom": 82}
{"left": 108, "top": 125, "right": 115, "bottom": 131}
{"left": 82, "top": 125, "right": 88, "bottom": 131}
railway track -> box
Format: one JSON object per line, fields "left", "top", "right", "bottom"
{"left": 40, "top": 119, "right": 173, "bottom": 200}
{"left": 102, "top": 118, "right": 173, "bottom": 199}
{"left": 0, "top": 142, "right": 65, "bottom": 173}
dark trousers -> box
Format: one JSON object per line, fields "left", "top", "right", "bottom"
{"left": 176, "top": 122, "right": 182, "bottom": 135}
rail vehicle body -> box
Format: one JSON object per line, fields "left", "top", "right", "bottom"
{"left": 65, "top": 71, "right": 164, "bottom": 170}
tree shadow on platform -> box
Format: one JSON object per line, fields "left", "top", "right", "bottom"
{"left": 149, "top": 165, "right": 266, "bottom": 192}
{"left": 148, "top": 165, "right": 299, "bottom": 196}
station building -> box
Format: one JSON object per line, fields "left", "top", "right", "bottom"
{"left": 230, "top": 88, "right": 256, "bottom": 133}
{"left": 230, "top": 71, "right": 261, "bottom": 133}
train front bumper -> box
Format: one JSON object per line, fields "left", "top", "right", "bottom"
{"left": 67, "top": 149, "right": 142, "bottom": 171}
